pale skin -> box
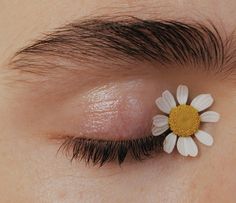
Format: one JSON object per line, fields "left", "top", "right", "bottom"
{"left": 0, "top": 1, "right": 236, "bottom": 203}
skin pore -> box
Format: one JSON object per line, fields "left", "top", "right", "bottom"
{"left": 0, "top": 1, "right": 236, "bottom": 203}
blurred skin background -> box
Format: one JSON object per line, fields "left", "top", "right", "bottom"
{"left": 0, "top": 1, "right": 236, "bottom": 202}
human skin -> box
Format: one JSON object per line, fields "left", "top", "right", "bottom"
{"left": 0, "top": 1, "right": 236, "bottom": 202}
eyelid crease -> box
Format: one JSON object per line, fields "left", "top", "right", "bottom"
{"left": 57, "top": 133, "right": 168, "bottom": 166}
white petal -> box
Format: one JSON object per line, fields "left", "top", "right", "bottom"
{"left": 195, "top": 130, "right": 213, "bottom": 146}
{"left": 153, "top": 115, "right": 169, "bottom": 127}
{"left": 177, "top": 137, "right": 198, "bottom": 157}
{"left": 162, "top": 90, "right": 176, "bottom": 109}
{"left": 191, "top": 94, "right": 214, "bottom": 112}
{"left": 152, "top": 125, "right": 169, "bottom": 136}
{"left": 186, "top": 137, "right": 198, "bottom": 157}
{"left": 177, "top": 137, "right": 188, "bottom": 156}
{"left": 177, "top": 85, "right": 189, "bottom": 104}
{"left": 200, "top": 111, "right": 220, "bottom": 122}
{"left": 163, "top": 133, "right": 177, "bottom": 154}
{"left": 155, "top": 97, "right": 171, "bottom": 114}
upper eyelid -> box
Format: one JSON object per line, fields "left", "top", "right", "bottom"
{"left": 8, "top": 16, "right": 234, "bottom": 81}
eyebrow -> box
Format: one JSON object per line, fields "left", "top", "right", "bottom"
{"left": 9, "top": 16, "right": 236, "bottom": 77}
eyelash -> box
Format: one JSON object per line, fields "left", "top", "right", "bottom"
{"left": 59, "top": 132, "right": 168, "bottom": 166}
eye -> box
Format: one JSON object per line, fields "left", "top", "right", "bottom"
{"left": 56, "top": 83, "right": 220, "bottom": 166}
{"left": 58, "top": 134, "right": 167, "bottom": 166}
{"left": 54, "top": 79, "right": 166, "bottom": 166}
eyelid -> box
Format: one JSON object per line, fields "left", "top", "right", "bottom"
{"left": 77, "top": 80, "right": 157, "bottom": 141}
{"left": 58, "top": 133, "right": 167, "bottom": 166}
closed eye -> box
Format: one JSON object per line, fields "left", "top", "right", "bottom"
{"left": 58, "top": 133, "right": 167, "bottom": 166}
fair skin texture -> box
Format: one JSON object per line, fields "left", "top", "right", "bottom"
{"left": 0, "top": 1, "right": 236, "bottom": 202}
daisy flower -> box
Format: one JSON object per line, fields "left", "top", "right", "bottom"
{"left": 152, "top": 85, "right": 220, "bottom": 157}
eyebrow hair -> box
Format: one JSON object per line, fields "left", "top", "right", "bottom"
{"left": 9, "top": 16, "right": 235, "bottom": 77}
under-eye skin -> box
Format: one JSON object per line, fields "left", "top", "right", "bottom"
{"left": 58, "top": 133, "right": 167, "bottom": 166}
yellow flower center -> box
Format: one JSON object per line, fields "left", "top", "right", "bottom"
{"left": 168, "top": 105, "right": 200, "bottom": 137}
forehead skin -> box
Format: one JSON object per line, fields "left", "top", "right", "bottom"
{"left": 0, "top": 1, "right": 236, "bottom": 203}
